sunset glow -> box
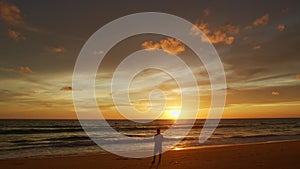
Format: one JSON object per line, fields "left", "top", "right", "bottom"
{"left": 169, "top": 110, "right": 181, "bottom": 119}
{"left": 0, "top": 1, "right": 299, "bottom": 119}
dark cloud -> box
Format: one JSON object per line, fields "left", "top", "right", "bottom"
{"left": 18, "top": 66, "right": 33, "bottom": 73}
{"left": 220, "top": 20, "right": 300, "bottom": 82}
{"left": 277, "top": 24, "right": 286, "bottom": 31}
{"left": 226, "top": 85, "right": 300, "bottom": 105}
{"left": 60, "top": 86, "right": 72, "bottom": 91}
{"left": 2, "top": 66, "right": 33, "bottom": 74}
{"left": 52, "top": 46, "right": 65, "bottom": 53}
{"left": 253, "top": 13, "right": 270, "bottom": 26}
{"left": 252, "top": 45, "right": 261, "bottom": 50}
{"left": 8, "top": 29, "right": 25, "bottom": 42}
{"left": 0, "top": 0, "right": 24, "bottom": 25}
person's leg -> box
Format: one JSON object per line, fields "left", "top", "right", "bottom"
{"left": 152, "top": 155, "right": 156, "bottom": 163}
{"left": 158, "top": 147, "right": 162, "bottom": 163}
{"left": 152, "top": 148, "right": 157, "bottom": 163}
{"left": 158, "top": 154, "right": 161, "bottom": 163}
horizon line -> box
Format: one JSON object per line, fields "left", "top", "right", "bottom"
{"left": 1, "top": 117, "right": 300, "bottom": 120}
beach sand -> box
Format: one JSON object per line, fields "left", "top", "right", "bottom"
{"left": 1, "top": 140, "right": 300, "bottom": 169}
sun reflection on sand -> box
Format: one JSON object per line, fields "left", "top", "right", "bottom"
{"left": 172, "top": 147, "right": 185, "bottom": 151}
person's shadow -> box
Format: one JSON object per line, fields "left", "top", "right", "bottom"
{"left": 149, "top": 162, "right": 160, "bottom": 169}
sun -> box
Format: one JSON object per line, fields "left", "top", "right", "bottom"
{"left": 169, "top": 109, "right": 181, "bottom": 119}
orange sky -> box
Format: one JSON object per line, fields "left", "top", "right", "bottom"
{"left": 0, "top": 0, "right": 300, "bottom": 119}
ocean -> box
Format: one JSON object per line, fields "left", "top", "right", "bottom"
{"left": 1, "top": 118, "right": 300, "bottom": 159}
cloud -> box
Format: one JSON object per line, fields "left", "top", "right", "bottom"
{"left": 141, "top": 38, "right": 185, "bottom": 55}
{"left": 208, "top": 31, "right": 235, "bottom": 45}
{"left": 203, "top": 8, "right": 210, "bottom": 17}
{"left": 0, "top": 0, "right": 24, "bottom": 25}
{"left": 18, "top": 66, "right": 33, "bottom": 73}
{"left": 247, "top": 73, "right": 294, "bottom": 83}
{"left": 190, "top": 23, "right": 210, "bottom": 36}
{"left": 159, "top": 38, "right": 185, "bottom": 55}
{"left": 277, "top": 24, "right": 286, "bottom": 31}
{"left": 191, "top": 22, "right": 239, "bottom": 45}
{"left": 253, "top": 45, "right": 261, "bottom": 50}
{"left": 253, "top": 14, "right": 270, "bottom": 26}
{"left": 271, "top": 91, "right": 279, "bottom": 96}
{"left": 0, "top": 1, "right": 40, "bottom": 33}
{"left": 141, "top": 41, "right": 160, "bottom": 50}
{"left": 7, "top": 29, "right": 24, "bottom": 41}
{"left": 296, "top": 75, "right": 300, "bottom": 80}
{"left": 225, "top": 36, "right": 235, "bottom": 45}
{"left": 60, "top": 86, "right": 72, "bottom": 91}
{"left": 2, "top": 66, "right": 33, "bottom": 74}
{"left": 52, "top": 47, "right": 65, "bottom": 53}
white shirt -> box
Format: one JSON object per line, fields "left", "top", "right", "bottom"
{"left": 154, "top": 134, "right": 163, "bottom": 147}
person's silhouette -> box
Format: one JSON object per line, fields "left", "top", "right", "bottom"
{"left": 152, "top": 128, "right": 163, "bottom": 163}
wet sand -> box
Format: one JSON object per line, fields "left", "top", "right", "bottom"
{"left": 1, "top": 140, "right": 300, "bottom": 169}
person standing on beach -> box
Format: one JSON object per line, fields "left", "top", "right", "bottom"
{"left": 152, "top": 128, "right": 163, "bottom": 163}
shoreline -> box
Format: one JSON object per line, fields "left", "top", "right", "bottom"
{"left": 170, "top": 138, "right": 300, "bottom": 151}
{"left": 1, "top": 138, "right": 300, "bottom": 160}
{"left": 1, "top": 139, "right": 300, "bottom": 169}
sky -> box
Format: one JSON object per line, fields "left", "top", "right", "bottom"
{"left": 0, "top": 0, "right": 300, "bottom": 119}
